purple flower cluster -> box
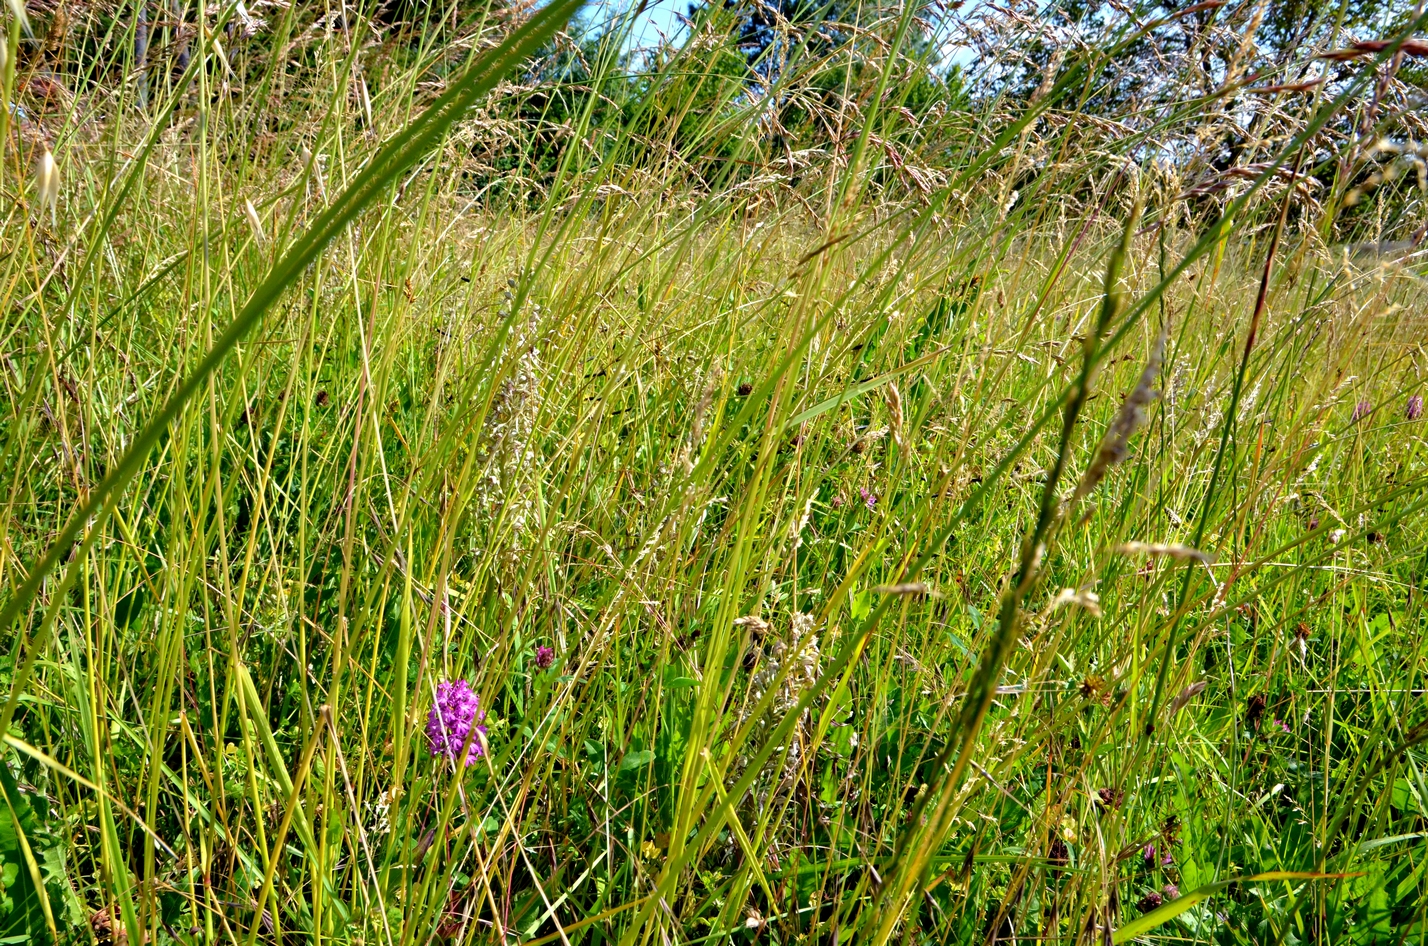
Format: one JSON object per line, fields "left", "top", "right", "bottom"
{"left": 1143, "top": 843, "right": 1173, "bottom": 867}
{"left": 535, "top": 645, "right": 555, "bottom": 670}
{"left": 1352, "top": 399, "right": 1372, "bottom": 423}
{"left": 426, "top": 679, "right": 487, "bottom": 765}
{"left": 858, "top": 486, "right": 877, "bottom": 510}
{"left": 1408, "top": 394, "right": 1424, "bottom": 421}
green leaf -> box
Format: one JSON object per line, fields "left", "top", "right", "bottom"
{"left": 782, "top": 346, "right": 949, "bottom": 432}
{"left": 619, "top": 750, "right": 656, "bottom": 772}
{"left": 0, "top": 766, "right": 54, "bottom": 942}
{"left": 1112, "top": 872, "right": 1353, "bottom": 944}
{"left": 850, "top": 589, "right": 873, "bottom": 622}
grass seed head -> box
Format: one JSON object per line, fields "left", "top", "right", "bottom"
{"left": 34, "top": 145, "right": 58, "bottom": 223}
{"left": 1072, "top": 321, "right": 1167, "bottom": 509}
{"left": 244, "top": 198, "right": 266, "bottom": 245}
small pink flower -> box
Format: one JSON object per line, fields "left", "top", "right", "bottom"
{"left": 1408, "top": 394, "right": 1423, "bottom": 421}
{"left": 535, "top": 645, "right": 555, "bottom": 670}
{"left": 1163, "top": 883, "right": 1180, "bottom": 900}
{"left": 859, "top": 486, "right": 876, "bottom": 510}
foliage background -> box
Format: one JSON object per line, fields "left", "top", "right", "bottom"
{"left": 0, "top": 0, "right": 1427, "bottom": 943}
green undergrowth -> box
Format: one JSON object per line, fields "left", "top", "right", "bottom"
{"left": 1, "top": 2, "right": 1427, "bottom": 944}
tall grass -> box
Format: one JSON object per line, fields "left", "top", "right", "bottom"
{"left": 2, "top": 1, "right": 1427, "bottom": 944}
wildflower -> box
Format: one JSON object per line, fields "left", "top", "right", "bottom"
{"left": 1271, "top": 718, "right": 1290, "bottom": 734}
{"left": 1307, "top": 517, "right": 1319, "bottom": 532}
{"left": 1163, "top": 883, "right": 1180, "bottom": 900}
{"left": 831, "top": 493, "right": 845, "bottom": 510}
{"left": 426, "top": 680, "right": 487, "bottom": 764}
{"left": 1162, "top": 848, "right": 1173, "bottom": 866}
{"left": 1136, "top": 892, "right": 1163, "bottom": 914}
{"left": 1095, "top": 787, "right": 1123, "bottom": 810}
{"left": 367, "top": 789, "right": 393, "bottom": 835}
{"left": 1079, "top": 675, "right": 1107, "bottom": 703}
{"left": 1329, "top": 528, "right": 1345, "bottom": 544}
{"left": 535, "top": 645, "right": 555, "bottom": 670}
{"left": 1408, "top": 395, "right": 1424, "bottom": 421}
{"left": 1352, "top": 399, "right": 1371, "bottom": 422}
{"left": 859, "top": 486, "right": 876, "bottom": 510}
{"left": 1142, "top": 843, "right": 1157, "bottom": 865}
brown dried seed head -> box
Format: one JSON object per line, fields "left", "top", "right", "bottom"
{"left": 1246, "top": 694, "right": 1267, "bottom": 728}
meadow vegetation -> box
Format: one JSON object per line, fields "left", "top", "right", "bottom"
{"left": 1, "top": 0, "right": 1428, "bottom": 943}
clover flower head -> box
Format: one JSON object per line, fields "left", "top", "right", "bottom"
{"left": 1408, "top": 394, "right": 1423, "bottom": 421}
{"left": 859, "top": 486, "right": 876, "bottom": 510}
{"left": 426, "top": 679, "right": 487, "bottom": 764}
{"left": 535, "top": 645, "right": 555, "bottom": 670}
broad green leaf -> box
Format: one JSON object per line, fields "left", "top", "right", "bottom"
{"left": 1112, "top": 872, "right": 1353, "bottom": 943}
